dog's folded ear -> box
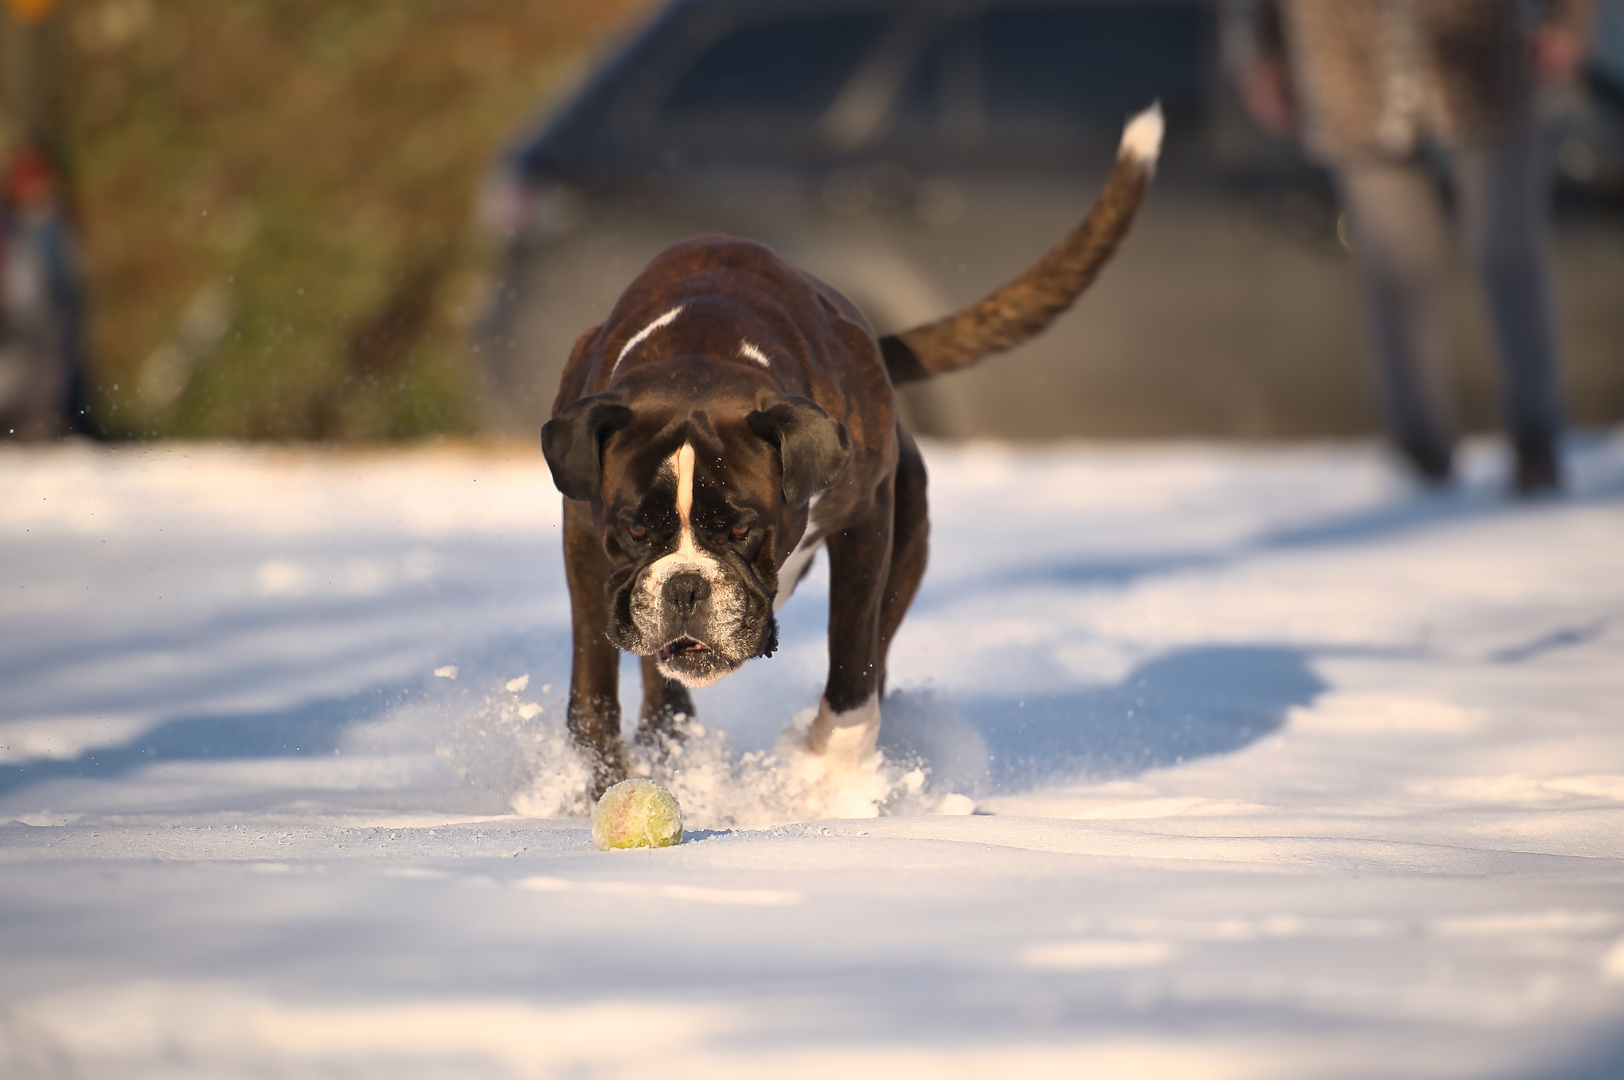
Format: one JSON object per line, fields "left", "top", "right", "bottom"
{"left": 747, "top": 394, "right": 851, "bottom": 505}
{"left": 541, "top": 393, "right": 634, "bottom": 503}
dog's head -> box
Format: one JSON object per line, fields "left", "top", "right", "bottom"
{"left": 541, "top": 376, "right": 850, "bottom": 688}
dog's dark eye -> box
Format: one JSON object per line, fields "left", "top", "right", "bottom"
{"left": 628, "top": 523, "right": 647, "bottom": 540}
{"left": 730, "top": 522, "right": 749, "bottom": 539}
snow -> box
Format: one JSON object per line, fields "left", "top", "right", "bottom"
{"left": 2, "top": 434, "right": 1622, "bottom": 1079}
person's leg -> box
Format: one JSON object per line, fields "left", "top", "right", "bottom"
{"left": 1452, "top": 131, "right": 1565, "bottom": 494}
{"left": 1334, "top": 159, "right": 1459, "bottom": 482}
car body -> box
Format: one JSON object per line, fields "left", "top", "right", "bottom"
{"left": 477, "top": 0, "right": 1624, "bottom": 441}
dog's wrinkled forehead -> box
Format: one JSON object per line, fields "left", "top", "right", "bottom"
{"left": 599, "top": 412, "right": 777, "bottom": 526}
{"left": 630, "top": 438, "right": 694, "bottom": 532}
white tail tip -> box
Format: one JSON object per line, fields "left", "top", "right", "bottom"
{"left": 1119, "top": 100, "right": 1164, "bottom": 167}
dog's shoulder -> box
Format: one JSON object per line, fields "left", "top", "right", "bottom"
{"left": 551, "top": 324, "right": 606, "bottom": 419}
{"left": 553, "top": 235, "right": 896, "bottom": 470}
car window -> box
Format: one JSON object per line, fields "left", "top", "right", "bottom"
{"left": 982, "top": 4, "right": 1206, "bottom": 128}
{"left": 1593, "top": 0, "right": 1624, "bottom": 96}
{"left": 662, "top": 11, "right": 893, "bottom": 121}
{"left": 894, "top": 2, "right": 1209, "bottom": 158}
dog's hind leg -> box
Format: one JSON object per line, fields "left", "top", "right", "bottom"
{"left": 636, "top": 655, "right": 696, "bottom": 747}
{"left": 878, "top": 428, "right": 929, "bottom": 696}
{"left": 563, "top": 498, "right": 629, "bottom": 796}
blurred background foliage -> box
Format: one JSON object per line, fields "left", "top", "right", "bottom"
{"left": 44, "top": 0, "right": 652, "bottom": 440}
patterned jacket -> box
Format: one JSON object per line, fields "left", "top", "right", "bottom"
{"left": 1232, "top": 0, "right": 1594, "bottom": 162}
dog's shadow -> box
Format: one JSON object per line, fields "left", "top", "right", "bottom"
{"left": 878, "top": 645, "right": 1323, "bottom": 796}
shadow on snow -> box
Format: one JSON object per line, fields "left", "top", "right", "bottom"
{"left": 967, "top": 441, "right": 1624, "bottom": 603}
{"left": 1, "top": 644, "right": 1323, "bottom": 809}
{"left": 0, "top": 689, "right": 401, "bottom": 803}
{"left": 881, "top": 645, "right": 1324, "bottom": 796}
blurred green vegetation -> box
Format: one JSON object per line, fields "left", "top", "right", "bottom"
{"left": 54, "top": 0, "right": 651, "bottom": 440}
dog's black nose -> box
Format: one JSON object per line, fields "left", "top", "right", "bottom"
{"left": 664, "top": 572, "right": 710, "bottom": 615}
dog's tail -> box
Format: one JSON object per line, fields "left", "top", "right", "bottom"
{"left": 879, "top": 101, "right": 1163, "bottom": 386}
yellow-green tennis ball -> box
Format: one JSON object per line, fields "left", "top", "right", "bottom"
{"left": 592, "top": 778, "right": 683, "bottom": 850}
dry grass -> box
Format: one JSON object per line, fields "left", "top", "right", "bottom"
{"left": 60, "top": 0, "right": 655, "bottom": 439}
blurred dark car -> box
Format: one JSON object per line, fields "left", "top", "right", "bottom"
{"left": 477, "top": 0, "right": 1624, "bottom": 441}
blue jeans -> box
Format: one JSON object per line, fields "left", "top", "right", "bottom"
{"left": 1333, "top": 131, "right": 1565, "bottom": 472}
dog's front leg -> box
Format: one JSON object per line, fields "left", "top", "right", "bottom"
{"left": 562, "top": 498, "right": 629, "bottom": 796}
{"left": 636, "top": 655, "right": 695, "bottom": 748}
{"left": 807, "top": 481, "right": 894, "bottom": 767}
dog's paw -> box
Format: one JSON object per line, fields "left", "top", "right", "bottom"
{"left": 803, "top": 694, "right": 881, "bottom": 770}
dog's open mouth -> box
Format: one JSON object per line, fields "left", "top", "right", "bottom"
{"left": 657, "top": 636, "right": 709, "bottom": 663}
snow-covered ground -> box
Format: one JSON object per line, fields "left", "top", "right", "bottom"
{"left": 2, "top": 435, "right": 1622, "bottom": 1079}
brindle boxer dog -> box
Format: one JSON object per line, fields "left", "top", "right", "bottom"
{"left": 542, "top": 104, "right": 1163, "bottom": 795}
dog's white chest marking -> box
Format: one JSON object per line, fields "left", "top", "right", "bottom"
{"left": 611, "top": 305, "right": 684, "bottom": 377}
{"left": 738, "top": 340, "right": 771, "bottom": 368}
{"left": 773, "top": 492, "right": 824, "bottom": 612}
{"left": 774, "top": 538, "right": 820, "bottom": 612}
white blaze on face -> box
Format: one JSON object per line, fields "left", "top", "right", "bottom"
{"left": 673, "top": 441, "right": 697, "bottom": 550}
{"left": 639, "top": 442, "right": 743, "bottom": 683}
{"left": 647, "top": 443, "right": 710, "bottom": 574}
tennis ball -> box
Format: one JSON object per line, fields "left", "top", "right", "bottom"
{"left": 592, "top": 778, "right": 683, "bottom": 850}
